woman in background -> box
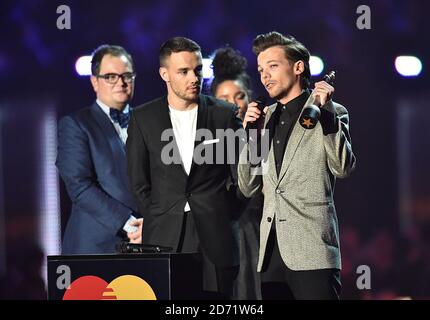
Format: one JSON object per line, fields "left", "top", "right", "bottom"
{"left": 211, "top": 47, "right": 263, "bottom": 300}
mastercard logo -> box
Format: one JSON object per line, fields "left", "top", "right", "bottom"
{"left": 62, "top": 275, "right": 157, "bottom": 300}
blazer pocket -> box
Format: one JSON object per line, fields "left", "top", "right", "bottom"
{"left": 303, "top": 200, "right": 333, "bottom": 207}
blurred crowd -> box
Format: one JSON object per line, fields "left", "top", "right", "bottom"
{"left": 341, "top": 224, "right": 430, "bottom": 299}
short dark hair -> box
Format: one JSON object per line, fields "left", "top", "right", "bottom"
{"left": 252, "top": 31, "right": 311, "bottom": 89}
{"left": 159, "top": 37, "right": 201, "bottom": 67}
{"left": 91, "top": 45, "right": 134, "bottom": 76}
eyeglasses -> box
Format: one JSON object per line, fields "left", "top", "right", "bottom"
{"left": 97, "top": 72, "right": 136, "bottom": 84}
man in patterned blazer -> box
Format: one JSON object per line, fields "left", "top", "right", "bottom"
{"left": 238, "top": 31, "right": 356, "bottom": 300}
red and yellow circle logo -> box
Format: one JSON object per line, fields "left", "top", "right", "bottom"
{"left": 62, "top": 275, "right": 157, "bottom": 300}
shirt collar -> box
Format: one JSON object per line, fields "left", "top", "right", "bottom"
{"left": 96, "top": 99, "right": 130, "bottom": 117}
{"left": 276, "top": 89, "right": 310, "bottom": 116}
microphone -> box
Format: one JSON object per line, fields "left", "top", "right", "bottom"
{"left": 299, "top": 71, "right": 336, "bottom": 130}
{"left": 245, "top": 96, "right": 267, "bottom": 140}
{"left": 116, "top": 241, "right": 173, "bottom": 253}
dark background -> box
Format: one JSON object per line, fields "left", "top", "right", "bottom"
{"left": 0, "top": 0, "right": 429, "bottom": 299}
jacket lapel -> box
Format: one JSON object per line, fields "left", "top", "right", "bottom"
{"left": 277, "top": 120, "right": 306, "bottom": 183}
{"left": 276, "top": 90, "right": 313, "bottom": 183}
{"left": 276, "top": 93, "right": 315, "bottom": 183}
{"left": 189, "top": 95, "right": 208, "bottom": 178}
{"left": 90, "top": 102, "right": 137, "bottom": 210}
{"left": 261, "top": 104, "right": 279, "bottom": 185}
{"left": 91, "top": 102, "right": 125, "bottom": 155}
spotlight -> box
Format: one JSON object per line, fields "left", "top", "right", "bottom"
{"left": 310, "top": 55, "right": 324, "bottom": 76}
{"left": 202, "top": 58, "right": 213, "bottom": 79}
{"left": 75, "top": 55, "right": 92, "bottom": 76}
{"left": 395, "top": 56, "right": 422, "bottom": 77}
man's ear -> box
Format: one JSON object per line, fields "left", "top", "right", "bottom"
{"left": 90, "top": 75, "right": 98, "bottom": 93}
{"left": 294, "top": 60, "right": 305, "bottom": 76}
{"left": 159, "top": 67, "right": 169, "bottom": 82}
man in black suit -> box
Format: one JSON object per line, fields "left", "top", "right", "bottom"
{"left": 126, "top": 37, "right": 242, "bottom": 298}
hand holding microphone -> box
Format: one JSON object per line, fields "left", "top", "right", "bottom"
{"left": 243, "top": 96, "right": 267, "bottom": 140}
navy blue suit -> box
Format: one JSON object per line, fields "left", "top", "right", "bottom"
{"left": 56, "top": 102, "right": 138, "bottom": 254}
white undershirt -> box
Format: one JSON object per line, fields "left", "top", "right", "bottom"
{"left": 168, "top": 105, "right": 198, "bottom": 212}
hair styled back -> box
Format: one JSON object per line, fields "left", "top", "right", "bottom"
{"left": 253, "top": 31, "right": 311, "bottom": 89}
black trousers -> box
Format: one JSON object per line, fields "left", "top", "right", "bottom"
{"left": 177, "top": 211, "right": 238, "bottom": 299}
{"left": 261, "top": 227, "right": 341, "bottom": 300}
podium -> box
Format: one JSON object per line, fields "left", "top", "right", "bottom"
{"left": 47, "top": 253, "right": 203, "bottom": 300}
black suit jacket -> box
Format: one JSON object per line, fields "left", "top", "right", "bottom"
{"left": 126, "top": 95, "right": 243, "bottom": 267}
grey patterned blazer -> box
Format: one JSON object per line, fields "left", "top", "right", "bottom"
{"left": 238, "top": 93, "right": 356, "bottom": 272}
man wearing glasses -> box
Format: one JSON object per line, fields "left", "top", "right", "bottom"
{"left": 56, "top": 45, "right": 143, "bottom": 254}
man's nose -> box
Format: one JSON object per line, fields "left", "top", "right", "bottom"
{"left": 118, "top": 76, "right": 128, "bottom": 87}
{"left": 191, "top": 72, "right": 200, "bottom": 82}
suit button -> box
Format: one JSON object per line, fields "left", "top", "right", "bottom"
{"left": 267, "top": 217, "right": 272, "bottom": 222}
{"left": 276, "top": 189, "right": 281, "bottom": 194}
{"left": 185, "top": 192, "right": 192, "bottom": 198}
